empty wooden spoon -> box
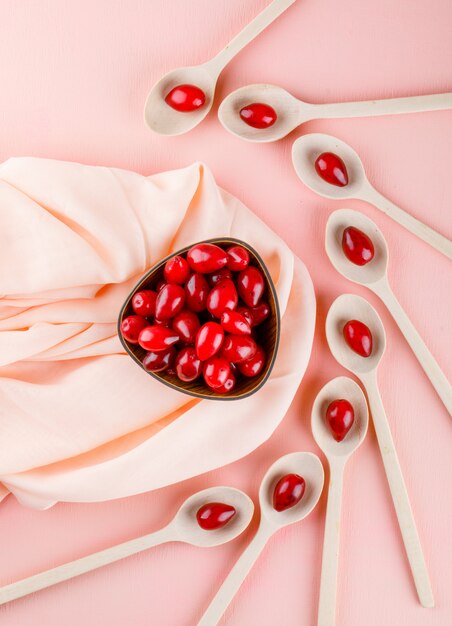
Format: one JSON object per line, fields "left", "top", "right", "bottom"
{"left": 292, "top": 133, "right": 452, "bottom": 259}
{"left": 219, "top": 83, "right": 452, "bottom": 142}
{"left": 198, "top": 452, "right": 324, "bottom": 625}
{"left": 312, "top": 377, "right": 368, "bottom": 626}
{"left": 326, "top": 294, "right": 434, "bottom": 608}
{"left": 144, "top": 0, "right": 297, "bottom": 135}
{"left": 0, "top": 486, "right": 253, "bottom": 606}
{"left": 326, "top": 209, "right": 451, "bottom": 416}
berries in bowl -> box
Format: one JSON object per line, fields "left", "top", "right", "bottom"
{"left": 118, "top": 238, "right": 280, "bottom": 400}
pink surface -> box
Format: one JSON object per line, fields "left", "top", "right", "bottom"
{"left": 0, "top": 0, "right": 451, "bottom": 624}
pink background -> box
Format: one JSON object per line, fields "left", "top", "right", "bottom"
{"left": 0, "top": 1, "right": 451, "bottom": 625}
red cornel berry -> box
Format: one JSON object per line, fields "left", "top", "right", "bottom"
{"left": 343, "top": 320, "right": 373, "bottom": 357}
{"left": 273, "top": 474, "right": 306, "bottom": 512}
{"left": 138, "top": 325, "right": 180, "bottom": 352}
{"left": 196, "top": 322, "right": 224, "bottom": 361}
{"left": 342, "top": 227, "right": 375, "bottom": 266}
{"left": 326, "top": 399, "right": 355, "bottom": 442}
{"left": 132, "top": 290, "right": 157, "bottom": 317}
{"left": 239, "top": 103, "right": 277, "bottom": 129}
{"left": 120, "top": 315, "right": 147, "bottom": 344}
{"left": 315, "top": 152, "right": 348, "bottom": 187}
{"left": 187, "top": 243, "right": 228, "bottom": 274}
{"left": 165, "top": 84, "right": 206, "bottom": 112}
{"left": 237, "top": 266, "right": 265, "bottom": 307}
{"left": 164, "top": 255, "right": 190, "bottom": 284}
{"left": 196, "top": 503, "right": 236, "bottom": 530}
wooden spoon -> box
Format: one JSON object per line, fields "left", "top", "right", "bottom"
{"left": 144, "top": 0, "right": 297, "bottom": 135}
{"left": 325, "top": 209, "right": 451, "bottom": 416}
{"left": 325, "top": 294, "right": 434, "bottom": 608}
{"left": 0, "top": 486, "right": 253, "bottom": 606}
{"left": 292, "top": 133, "right": 452, "bottom": 259}
{"left": 311, "top": 377, "right": 368, "bottom": 626}
{"left": 198, "top": 452, "right": 324, "bottom": 625}
{"left": 219, "top": 83, "right": 452, "bottom": 142}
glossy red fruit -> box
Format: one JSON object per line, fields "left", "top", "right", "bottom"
{"left": 155, "top": 284, "right": 185, "bottom": 321}
{"left": 207, "top": 267, "right": 232, "bottom": 287}
{"left": 138, "top": 325, "right": 180, "bottom": 351}
{"left": 165, "top": 84, "right": 206, "bottom": 112}
{"left": 215, "top": 372, "right": 237, "bottom": 394}
{"left": 187, "top": 243, "right": 228, "bottom": 274}
{"left": 273, "top": 474, "right": 306, "bottom": 512}
{"left": 203, "top": 356, "right": 231, "bottom": 389}
{"left": 235, "top": 306, "right": 254, "bottom": 327}
{"left": 343, "top": 320, "right": 373, "bottom": 357}
{"left": 221, "top": 335, "right": 257, "bottom": 363}
{"left": 175, "top": 346, "right": 202, "bottom": 382}
{"left": 220, "top": 310, "right": 251, "bottom": 335}
{"left": 207, "top": 279, "right": 238, "bottom": 318}
{"left": 196, "top": 322, "right": 224, "bottom": 361}
{"left": 237, "top": 266, "right": 265, "bottom": 307}
{"left": 164, "top": 255, "right": 190, "bottom": 284}
{"left": 237, "top": 345, "right": 266, "bottom": 377}
{"left": 196, "top": 503, "right": 236, "bottom": 530}
{"left": 185, "top": 273, "right": 209, "bottom": 312}
{"left": 156, "top": 280, "right": 166, "bottom": 292}
{"left": 326, "top": 399, "right": 355, "bottom": 442}
{"left": 172, "top": 310, "right": 200, "bottom": 344}
{"left": 315, "top": 152, "right": 348, "bottom": 187}
{"left": 226, "top": 245, "right": 250, "bottom": 271}
{"left": 120, "top": 315, "right": 147, "bottom": 344}
{"left": 143, "top": 347, "right": 176, "bottom": 373}
{"left": 249, "top": 302, "right": 270, "bottom": 326}
{"left": 342, "top": 227, "right": 375, "bottom": 266}
{"left": 132, "top": 290, "right": 157, "bottom": 317}
{"left": 239, "top": 103, "right": 277, "bottom": 129}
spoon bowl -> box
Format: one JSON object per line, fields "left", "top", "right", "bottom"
{"left": 144, "top": 65, "right": 216, "bottom": 136}
{"left": 292, "top": 133, "right": 367, "bottom": 199}
{"left": 218, "top": 84, "right": 303, "bottom": 142}
{"left": 311, "top": 376, "right": 368, "bottom": 460}
{"left": 326, "top": 209, "right": 388, "bottom": 285}
{"left": 326, "top": 294, "right": 386, "bottom": 376}
{"left": 259, "top": 451, "right": 324, "bottom": 529}
{"left": 174, "top": 486, "right": 254, "bottom": 547}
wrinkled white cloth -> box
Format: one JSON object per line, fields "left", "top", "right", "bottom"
{"left": 0, "top": 159, "right": 315, "bottom": 509}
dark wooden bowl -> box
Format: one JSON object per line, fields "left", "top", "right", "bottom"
{"left": 118, "top": 237, "right": 280, "bottom": 401}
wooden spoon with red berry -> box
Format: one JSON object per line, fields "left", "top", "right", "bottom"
{"left": 144, "top": 0, "right": 297, "bottom": 136}
{"left": 326, "top": 209, "right": 452, "bottom": 417}
{"left": 220, "top": 83, "right": 452, "bottom": 143}
{"left": 292, "top": 133, "right": 452, "bottom": 259}
{"left": 326, "top": 294, "right": 434, "bottom": 608}
{"left": 311, "top": 377, "right": 368, "bottom": 626}
{"left": 198, "top": 452, "right": 324, "bottom": 625}
{"left": 0, "top": 487, "right": 253, "bottom": 607}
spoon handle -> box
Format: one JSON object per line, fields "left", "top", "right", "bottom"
{"left": 317, "top": 461, "right": 345, "bottom": 626}
{"left": 207, "top": 0, "right": 296, "bottom": 74}
{"left": 364, "top": 186, "right": 452, "bottom": 259}
{"left": 0, "top": 526, "right": 171, "bottom": 606}
{"left": 375, "top": 283, "right": 452, "bottom": 416}
{"left": 197, "top": 526, "right": 270, "bottom": 626}
{"left": 312, "top": 92, "right": 452, "bottom": 120}
{"left": 363, "top": 374, "right": 434, "bottom": 608}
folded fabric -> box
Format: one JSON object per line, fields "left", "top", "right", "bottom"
{"left": 0, "top": 159, "right": 315, "bottom": 509}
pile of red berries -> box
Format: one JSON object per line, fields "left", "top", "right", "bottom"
{"left": 120, "top": 242, "right": 271, "bottom": 395}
